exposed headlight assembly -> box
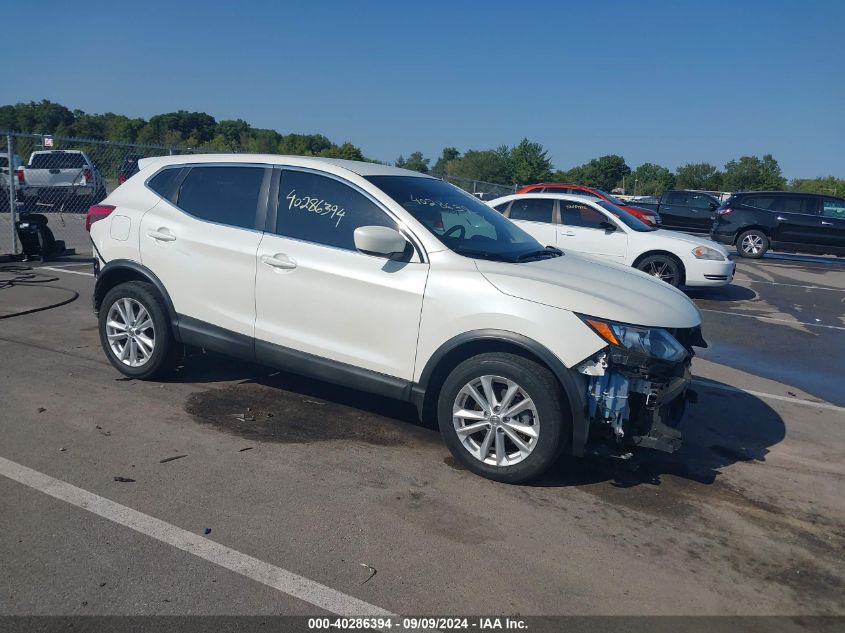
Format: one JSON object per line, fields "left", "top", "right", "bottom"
{"left": 692, "top": 245, "right": 725, "bottom": 260}
{"left": 580, "top": 316, "right": 688, "bottom": 363}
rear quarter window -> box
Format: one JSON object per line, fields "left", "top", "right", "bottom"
{"left": 147, "top": 168, "right": 184, "bottom": 200}
{"left": 739, "top": 196, "right": 777, "bottom": 210}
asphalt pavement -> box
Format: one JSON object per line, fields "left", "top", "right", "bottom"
{"left": 0, "top": 254, "right": 843, "bottom": 620}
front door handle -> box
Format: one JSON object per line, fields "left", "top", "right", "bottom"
{"left": 561, "top": 231, "right": 576, "bottom": 237}
{"left": 262, "top": 254, "right": 297, "bottom": 270}
{"left": 821, "top": 221, "right": 833, "bottom": 226}
{"left": 775, "top": 216, "right": 787, "bottom": 222}
{"left": 147, "top": 228, "right": 176, "bottom": 242}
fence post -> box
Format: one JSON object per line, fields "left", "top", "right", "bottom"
{"left": 7, "top": 134, "right": 17, "bottom": 255}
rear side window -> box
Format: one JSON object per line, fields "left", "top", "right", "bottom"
{"left": 560, "top": 201, "right": 608, "bottom": 229}
{"left": 147, "top": 168, "right": 183, "bottom": 200}
{"left": 665, "top": 191, "right": 688, "bottom": 205}
{"left": 740, "top": 196, "right": 776, "bottom": 210}
{"left": 277, "top": 170, "right": 396, "bottom": 250}
{"left": 772, "top": 196, "right": 818, "bottom": 214}
{"left": 177, "top": 166, "right": 265, "bottom": 229}
{"left": 508, "top": 198, "right": 555, "bottom": 223}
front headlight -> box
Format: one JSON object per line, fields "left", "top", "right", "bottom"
{"left": 580, "top": 316, "right": 688, "bottom": 363}
{"left": 692, "top": 245, "right": 725, "bottom": 261}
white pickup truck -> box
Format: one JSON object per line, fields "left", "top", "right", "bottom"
{"left": 19, "top": 150, "right": 107, "bottom": 212}
{"left": 0, "top": 152, "right": 24, "bottom": 211}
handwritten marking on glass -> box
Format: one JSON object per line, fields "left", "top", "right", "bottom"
{"left": 286, "top": 189, "right": 346, "bottom": 227}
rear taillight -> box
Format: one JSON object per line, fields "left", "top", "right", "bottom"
{"left": 717, "top": 207, "right": 732, "bottom": 216}
{"left": 118, "top": 173, "right": 127, "bottom": 185}
{"left": 83, "top": 168, "right": 93, "bottom": 184}
{"left": 16, "top": 168, "right": 24, "bottom": 185}
{"left": 642, "top": 214, "right": 658, "bottom": 226}
{"left": 86, "top": 204, "right": 115, "bottom": 232}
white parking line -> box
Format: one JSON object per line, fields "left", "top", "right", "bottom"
{"left": 734, "top": 278, "right": 845, "bottom": 292}
{"left": 40, "top": 266, "right": 94, "bottom": 277}
{"left": 700, "top": 308, "right": 845, "bottom": 331}
{"left": 0, "top": 456, "right": 394, "bottom": 618}
{"left": 692, "top": 380, "right": 845, "bottom": 413}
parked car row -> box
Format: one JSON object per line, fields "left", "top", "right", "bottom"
{"left": 87, "top": 155, "right": 708, "bottom": 483}
{"left": 516, "top": 183, "right": 661, "bottom": 227}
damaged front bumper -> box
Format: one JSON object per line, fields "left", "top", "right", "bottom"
{"left": 576, "top": 327, "right": 705, "bottom": 457}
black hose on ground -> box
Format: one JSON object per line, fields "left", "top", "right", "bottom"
{"left": 0, "top": 265, "right": 80, "bottom": 320}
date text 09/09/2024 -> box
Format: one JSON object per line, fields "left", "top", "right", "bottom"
{"left": 307, "top": 617, "right": 528, "bottom": 630}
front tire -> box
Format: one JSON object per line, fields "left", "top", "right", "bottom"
{"left": 737, "top": 229, "right": 769, "bottom": 258}
{"left": 437, "top": 353, "right": 568, "bottom": 483}
{"left": 98, "top": 281, "right": 178, "bottom": 379}
{"left": 635, "top": 254, "right": 683, "bottom": 287}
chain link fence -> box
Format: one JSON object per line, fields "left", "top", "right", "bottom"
{"left": 1, "top": 131, "right": 193, "bottom": 260}
{"left": 443, "top": 175, "right": 517, "bottom": 201}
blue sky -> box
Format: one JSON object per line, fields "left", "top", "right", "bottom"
{"left": 6, "top": 0, "right": 844, "bottom": 178}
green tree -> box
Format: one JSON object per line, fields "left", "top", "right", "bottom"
{"left": 789, "top": 176, "right": 845, "bottom": 197}
{"left": 722, "top": 154, "right": 786, "bottom": 191}
{"left": 629, "top": 162, "right": 675, "bottom": 196}
{"left": 432, "top": 147, "right": 460, "bottom": 176}
{"left": 397, "top": 151, "right": 430, "bottom": 173}
{"left": 446, "top": 149, "right": 512, "bottom": 184}
{"left": 554, "top": 155, "right": 630, "bottom": 191}
{"left": 675, "top": 162, "right": 723, "bottom": 190}
{"left": 509, "top": 138, "right": 553, "bottom": 185}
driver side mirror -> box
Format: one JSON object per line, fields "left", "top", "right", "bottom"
{"left": 599, "top": 221, "right": 617, "bottom": 233}
{"left": 354, "top": 226, "right": 410, "bottom": 260}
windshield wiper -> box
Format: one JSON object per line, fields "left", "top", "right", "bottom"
{"left": 454, "top": 248, "right": 515, "bottom": 262}
{"left": 515, "top": 246, "right": 563, "bottom": 262}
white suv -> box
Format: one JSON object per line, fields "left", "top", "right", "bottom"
{"left": 88, "top": 155, "right": 706, "bottom": 483}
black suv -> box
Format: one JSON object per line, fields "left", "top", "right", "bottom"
{"left": 710, "top": 192, "right": 845, "bottom": 258}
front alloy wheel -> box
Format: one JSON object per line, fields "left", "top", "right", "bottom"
{"left": 453, "top": 375, "right": 540, "bottom": 467}
{"left": 636, "top": 254, "right": 682, "bottom": 287}
{"left": 106, "top": 297, "right": 155, "bottom": 367}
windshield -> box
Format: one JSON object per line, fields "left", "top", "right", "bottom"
{"left": 366, "top": 176, "right": 557, "bottom": 262}
{"left": 596, "top": 200, "right": 656, "bottom": 232}
{"left": 596, "top": 189, "right": 626, "bottom": 206}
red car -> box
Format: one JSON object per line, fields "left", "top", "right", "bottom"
{"left": 516, "top": 183, "right": 660, "bottom": 226}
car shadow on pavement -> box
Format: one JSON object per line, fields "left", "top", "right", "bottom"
{"left": 686, "top": 284, "right": 756, "bottom": 302}
{"left": 532, "top": 380, "right": 785, "bottom": 489}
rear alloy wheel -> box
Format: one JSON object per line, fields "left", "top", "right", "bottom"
{"left": 737, "top": 230, "right": 769, "bottom": 258}
{"left": 636, "top": 254, "right": 682, "bottom": 287}
{"left": 98, "top": 281, "right": 178, "bottom": 379}
{"left": 438, "top": 353, "right": 567, "bottom": 483}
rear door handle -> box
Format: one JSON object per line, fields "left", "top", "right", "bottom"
{"left": 147, "top": 229, "right": 176, "bottom": 242}
{"left": 775, "top": 216, "right": 787, "bottom": 222}
{"left": 262, "top": 253, "right": 297, "bottom": 270}
{"left": 561, "top": 231, "right": 576, "bottom": 237}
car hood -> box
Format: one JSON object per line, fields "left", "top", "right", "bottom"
{"left": 649, "top": 230, "right": 731, "bottom": 257}
{"left": 476, "top": 253, "right": 701, "bottom": 328}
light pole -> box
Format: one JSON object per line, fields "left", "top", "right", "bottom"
{"left": 634, "top": 178, "right": 639, "bottom": 196}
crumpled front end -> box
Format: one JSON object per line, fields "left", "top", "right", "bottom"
{"left": 576, "top": 326, "right": 706, "bottom": 457}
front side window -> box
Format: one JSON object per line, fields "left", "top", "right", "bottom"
{"left": 689, "top": 194, "right": 716, "bottom": 209}
{"left": 822, "top": 198, "right": 845, "bottom": 219}
{"left": 367, "top": 176, "right": 549, "bottom": 262}
{"left": 508, "top": 198, "right": 555, "bottom": 223}
{"left": 177, "top": 166, "right": 265, "bottom": 229}
{"left": 277, "top": 170, "right": 396, "bottom": 250}
{"left": 561, "top": 201, "right": 610, "bottom": 229}
{"left": 596, "top": 201, "right": 655, "bottom": 232}
{"left": 572, "top": 188, "right": 600, "bottom": 199}
{"left": 665, "top": 191, "right": 688, "bottom": 205}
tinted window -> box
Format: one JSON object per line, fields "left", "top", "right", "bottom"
{"left": 741, "top": 196, "right": 776, "bottom": 210}
{"left": 665, "top": 191, "right": 688, "bottom": 205}
{"left": 508, "top": 198, "right": 555, "bottom": 223}
{"left": 278, "top": 170, "right": 396, "bottom": 250}
{"left": 822, "top": 198, "right": 845, "bottom": 219}
{"left": 177, "top": 166, "right": 264, "bottom": 229}
{"left": 148, "top": 167, "right": 183, "bottom": 200}
{"left": 0, "top": 157, "right": 7, "bottom": 168}
{"left": 596, "top": 201, "right": 655, "bottom": 232}
{"left": 689, "top": 193, "right": 716, "bottom": 209}
{"left": 560, "top": 201, "right": 608, "bottom": 229}
{"left": 493, "top": 201, "right": 511, "bottom": 213}
{"left": 30, "top": 152, "right": 86, "bottom": 169}
{"left": 571, "top": 188, "right": 600, "bottom": 199}
{"left": 772, "top": 196, "right": 818, "bottom": 214}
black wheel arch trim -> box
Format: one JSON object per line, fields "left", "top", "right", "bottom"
{"left": 413, "top": 329, "right": 589, "bottom": 456}
{"left": 93, "top": 260, "right": 180, "bottom": 339}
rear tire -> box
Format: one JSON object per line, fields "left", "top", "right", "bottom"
{"left": 98, "top": 281, "right": 179, "bottom": 380}
{"left": 737, "top": 229, "right": 769, "bottom": 258}
{"left": 437, "top": 353, "right": 568, "bottom": 483}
